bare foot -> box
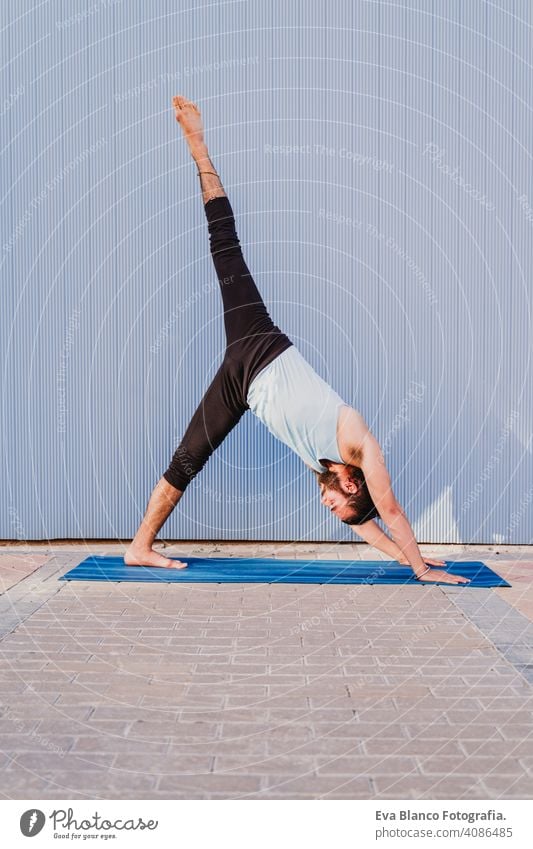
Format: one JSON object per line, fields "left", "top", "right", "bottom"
{"left": 124, "top": 545, "right": 188, "bottom": 570}
{"left": 172, "top": 95, "right": 204, "bottom": 144}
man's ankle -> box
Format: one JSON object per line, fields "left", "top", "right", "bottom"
{"left": 128, "top": 536, "right": 152, "bottom": 552}
{"left": 190, "top": 141, "right": 209, "bottom": 163}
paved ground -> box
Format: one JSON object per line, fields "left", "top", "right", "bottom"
{"left": 0, "top": 541, "right": 532, "bottom": 800}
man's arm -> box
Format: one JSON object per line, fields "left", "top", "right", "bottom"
{"left": 342, "top": 415, "right": 469, "bottom": 584}
{"left": 349, "top": 518, "right": 407, "bottom": 561}
{"left": 339, "top": 408, "right": 428, "bottom": 573}
{"left": 349, "top": 519, "right": 448, "bottom": 572}
{"left": 356, "top": 431, "right": 433, "bottom": 576}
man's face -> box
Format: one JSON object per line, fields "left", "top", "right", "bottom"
{"left": 319, "top": 482, "right": 354, "bottom": 521}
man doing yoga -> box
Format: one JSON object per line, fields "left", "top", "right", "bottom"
{"left": 124, "top": 96, "right": 469, "bottom": 586}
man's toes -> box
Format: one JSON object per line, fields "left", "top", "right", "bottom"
{"left": 172, "top": 95, "right": 201, "bottom": 117}
{"left": 182, "top": 96, "right": 199, "bottom": 113}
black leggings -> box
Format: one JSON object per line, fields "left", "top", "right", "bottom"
{"left": 162, "top": 195, "right": 293, "bottom": 492}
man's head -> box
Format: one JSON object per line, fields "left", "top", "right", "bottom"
{"left": 317, "top": 462, "right": 379, "bottom": 525}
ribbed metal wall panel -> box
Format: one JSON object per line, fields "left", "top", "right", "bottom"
{"left": 1, "top": 0, "right": 531, "bottom": 542}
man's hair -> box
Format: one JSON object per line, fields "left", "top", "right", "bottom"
{"left": 317, "top": 465, "right": 379, "bottom": 525}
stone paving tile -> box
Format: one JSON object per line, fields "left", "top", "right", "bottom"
{"left": 364, "top": 738, "right": 464, "bottom": 757}
{"left": 316, "top": 720, "right": 407, "bottom": 738}
{"left": 4, "top": 751, "right": 117, "bottom": 774}
{"left": 459, "top": 738, "right": 532, "bottom": 757}
{"left": 372, "top": 775, "right": 489, "bottom": 799}
{"left": 401, "top": 722, "right": 505, "bottom": 741}
{"left": 52, "top": 691, "right": 116, "bottom": 707}
{"left": 0, "top": 733, "right": 75, "bottom": 754}
{"left": 3, "top": 703, "right": 92, "bottom": 722}
{"left": 261, "top": 774, "right": 372, "bottom": 798}
{"left": 417, "top": 754, "right": 523, "bottom": 776}
{"left": 36, "top": 718, "right": 130, "bottom": 736}
{"left": 110, "top": 753, "right": 214, "bottom": 773}
{"left": 481, "top": 775, "right": 533, "bottom": 798}
{"left": 155, "top": 773, "right": 264, "bottom": 797}
{"left": 39, "top": 770, "right": 159, "bottom": 799}
{"left": 498, "top": 723, "right": 533, "bottom": 740}
{"left": 0, "top": 773, "right": 60, "bottom": 799}
{"left": 268, "top": 737, "right": 363, "bottom": 758}
{"left": 315, "top": 755, "right": 418, "bottom": 776}
{"left": 213, "top": 754, "right": 317, "bottom": 775}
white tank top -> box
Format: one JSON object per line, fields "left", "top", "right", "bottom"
{"left": 246, "top": 345, "right": 347, "bottom": 472}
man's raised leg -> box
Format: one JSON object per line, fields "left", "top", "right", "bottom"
{"left": 125, "top": 96, "right": 251, "bottom": 568}
{"left": 124, "top": 98, "right": 214, "bottom": 569}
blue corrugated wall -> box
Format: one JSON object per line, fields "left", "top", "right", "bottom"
{"left": 1, "top": 1, "right": 531, "bottom": 542}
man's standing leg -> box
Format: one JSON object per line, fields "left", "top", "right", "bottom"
{"left": 124, "top": 478, "right": 185, "bottom": 568}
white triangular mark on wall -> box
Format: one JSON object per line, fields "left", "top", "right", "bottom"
{"left": 412, "top": 486, "right": 461, "bottom": 543}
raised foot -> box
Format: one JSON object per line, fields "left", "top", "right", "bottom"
{"left": 124, "top": 546, "right": 188, "bottom": 570}
{"left": 172, "top": 95, "right": 204, "bottom": 143}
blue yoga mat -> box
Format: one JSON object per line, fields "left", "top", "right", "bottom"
{"left": 60, "top": 556, "right": 509, "bottom": 587}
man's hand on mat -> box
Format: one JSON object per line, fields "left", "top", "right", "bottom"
{"left": 124, "top": 547, "right": 188, "bottom": 569}
{"left": 416, "top": 568, "right": 470, "bottom": 585}
{"left": 396, "top": 556, "right": 469, "bottom": 583}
